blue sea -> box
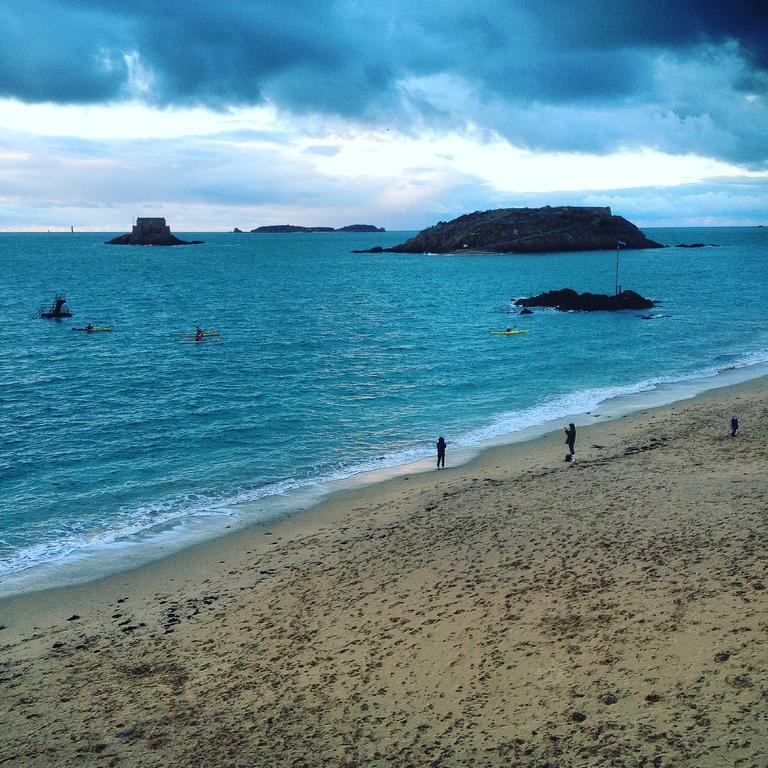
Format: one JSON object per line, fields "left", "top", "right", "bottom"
{"left": 1, "top": 227, "right": 767, "bottom": 595}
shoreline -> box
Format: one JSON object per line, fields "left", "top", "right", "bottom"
{"left": 1, "top": 372, "right": 765, "bottom": 629}
{"left": 3, "top": 359, "right": 768, "bottom": 600}
{"left": 2, "top": 374, "right": 766, "bottom": 765}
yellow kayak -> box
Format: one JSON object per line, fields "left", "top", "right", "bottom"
{"left": 490, "top": 329, "right": 529, "bottom": 335}
{"left": 72, "top": 326, "right": 112, "bottom": 332}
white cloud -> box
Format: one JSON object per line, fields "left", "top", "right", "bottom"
{"left": 0, "top": 98, "right": 279, "bottom": 140}
{"left": 1, "top": 99, "right": 766, "bottom": 232}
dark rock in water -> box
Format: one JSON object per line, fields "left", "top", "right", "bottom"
{"left": 355, "top": 206, "right": 662, "bottom": 254}
{"left": 674, "top": 242, "right": 712, "bottom": 248}
{"left": 336, "top": 224, "right": 386, "bottom": 232}
{"left": 515, "top": 288, "right": 655, "bottom": 311}
{"left": 519, "top": 307, "right": 533, "bottom": 315}
{"left": 353, "top": 245, "right": 385, "bottom": 253}
{"left": 233, "top": 227, "right": 243, "bottom": 233}
{"left": 106, "top": 218, "right": 203, "bottom": 246}
{"left": 250, "top": 225, "right": 335, "bottom": 233}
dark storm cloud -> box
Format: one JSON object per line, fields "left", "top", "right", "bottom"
{"left": 2, "top": 1, "right": 767, "bottom": 162}
{"left": 521, "top": 0, "right": 768, "bottom": 60}
{"left": 0, "top": 0, "right": 131, "bottom": 102}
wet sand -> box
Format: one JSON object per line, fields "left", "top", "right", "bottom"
{"left": 2, "top": 377, "right": 767, "bottom": 767}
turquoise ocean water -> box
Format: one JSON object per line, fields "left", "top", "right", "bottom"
{"left": 1, "top": 227, "right": 766, "bottom": 594}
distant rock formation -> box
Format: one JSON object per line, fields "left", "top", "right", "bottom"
{"left": 233, "top": 227, "right": 243, "bottom": 233}
{"left": 354, "top": 206, "right": 662, "bottom": 254}
{"left": 336, "top": 224, "right": 386, "bottom": 232}
{"left": 515, "top": 288, "right": 655, "bottom": 312}
{"left": 673, "top": 242, "right": 718, "bottom": 248}
{"left": 251, "top": 225, "right": 334, "bottom": 233}
{"left": 106, "top": 218, "right": 203, "bottom": 246}
{"left": 248, "top": 224, "right": 385, "bottom": 233}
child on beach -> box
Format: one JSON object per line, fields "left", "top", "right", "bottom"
{"left": 436, "top": 436, "right": 446, "bottom": 469}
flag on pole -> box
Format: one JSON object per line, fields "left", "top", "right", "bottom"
{"left": 617, "top": 240, "right": 626, "bottom": 246}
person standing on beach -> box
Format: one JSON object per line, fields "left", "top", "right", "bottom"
{"left": 436, "top": 436, "right": 446, "bottom": 469}
{"left": 564, "top": 423, "right": 576, "bottom": 461}
{"left": 731, "top": 415, "right": 739, "bottom": 437}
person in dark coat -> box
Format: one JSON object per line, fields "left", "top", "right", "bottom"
{"left": 564, "top": 423, "right": 576, "bottom": 461}
{"left": 436, "top": 436, "right": 446, "bottom": 469}
{"left": 730, "top": 415, "right": 739, "bottom": 437}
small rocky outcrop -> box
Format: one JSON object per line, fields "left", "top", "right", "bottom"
{"left": 674, "top": 242, "right": 718, "bottom": 248}
{"left": 106, "top": 218, "right": 203, "bottom": 246}
{"left": 233, "top": 227, "right": 243, "bottom": 233}
{"left": 515, "top": 288, "right": 655, "bottom": 312}
{"left": 357, "top": 246, "right": 386, "bottom": 253}
{"left": 354, "top": 206, "right": 662, "bottom": 254}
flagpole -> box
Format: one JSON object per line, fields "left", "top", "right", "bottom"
{"left": 615, "top": 241, "right": 621, "bottom": 295}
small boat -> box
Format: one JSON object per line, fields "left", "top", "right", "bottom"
{"left": 490, "top": 329, "right": 529, "bottom": 335}
{"left": 180, "top": 331, "right": 220, "bottom": 338}
{"left": 36, "top": 294, "right": 73, "bottom": 319}
{"left": 72, "top": 326, "right": 112, "bottom": 332}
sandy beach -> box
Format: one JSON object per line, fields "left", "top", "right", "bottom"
{"left": 2, "top": 377, "right": 766, "bottom": 767}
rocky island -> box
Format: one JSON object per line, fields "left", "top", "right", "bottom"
{"left": 337, "top": 225, "right": 386, "bottom": 233}
{"left": 247, "top": 224, "right": 385, "bottom": 233}
{"left": 252, "top": 225, "right": 334, "bottom": 233}
{"left": 106, "top": 218, "right": 203, "bottom": 246}
{"left": 354, "top": 206, "right": 662, "bottom": 254}
{"left": 515, "top": 288, "right": 655, "bottom": 312}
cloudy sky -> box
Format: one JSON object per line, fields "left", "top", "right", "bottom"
{"left": 1, "top": 0, "right": 767, "bottom": 231}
